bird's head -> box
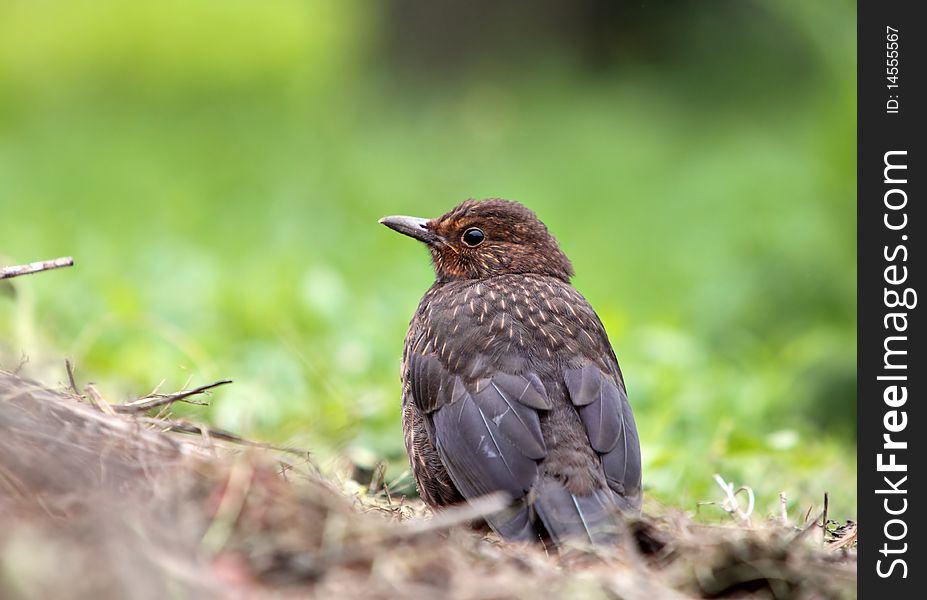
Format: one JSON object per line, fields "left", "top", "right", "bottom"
{"left": 379, "top": 199, "right": 574, "bottom": 283}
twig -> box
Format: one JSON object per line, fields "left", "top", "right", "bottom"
{"left": 712, "top": 474, "right": 754, "bottom": 523}
{"left": 113, "top": 379, "right": 233, "bottom": 414}
{"left": 778, "top": 492, "right": 788, "bottom": 526}
{"left": 735, "top": 485, "right": 755, "bottom": 518}
{"left": 821, "top": 491, "right": 829, "bottom": 546}
{"left": 803, "top": 504, "right": 814, "bottom": 526}
{"left": 368, "top": 461, "right": 387, "bottom": 494}
{"left": 0, "top": 256, "right": 74, "bottom": 280}
{"left": 829, "top": 522, "right": 858, "bottom": 550}
{"left": 295, "top": 491, "right": 512, "bottom": 577}
{"left": 199, "top": 425, "right": 217, "bottom": 458}
{"left": 65, "top": 360, "right": 81, "bottom": 397}
{"left": 383, "top": 481, "right": 393, "bottom": 507}
{"left": 402, "top": 491, "right": 511, "bottom": 536}
{"left": 85, "top": 384, "right": 117, "bottom": 416}
{"left": 138, "top": 417, "right": 310, "bottom": 457}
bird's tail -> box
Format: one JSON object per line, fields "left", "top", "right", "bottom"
{"left": 531, "top": 477, "right": 623, "bottom": 545}
{"left": 485, "top": 501, "right": 540, "bottom": 542}
{"left": 485, "top": 477, "right": 625, "bottom": 545}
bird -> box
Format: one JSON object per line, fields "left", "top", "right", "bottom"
{"left": 379, "top": 199, "right": 641, "bottom": 545}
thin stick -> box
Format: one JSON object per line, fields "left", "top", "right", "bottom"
{"left": 86, "top": 384, "right": 117, "bottom": 416}
{"left": 65, "top": 360, "right": 81, "bottom": 397}
{"left": 401, "top": 491, "right": 510, "bottom": 535}
{"left": 138, "top": 417, "right": 311, "bottom": 457}
{"left": 113, "top": 379, "right": 233, "bottom": 414}
{"left": 0, "top": 257, "right": 74, "bottom": 280}
{"left": 830, "top": 523, "right": 857, "bottom": 550}
{"left": 803, "top": 504, "right": 814, "bottom": 526}
{"left": 821, "top": 491, "right": 829, "bottom": 545}
{"left": 778, "top": 492, "right": 789, "bottom": 526}
{"left": 712, "top": 473, "right": 753, "bottom": 523}
{"left": 297, "top": 492, "right": 512, "bottom": 576}
{"left": 368, "top": 461, "right": 387, "bottom": 494}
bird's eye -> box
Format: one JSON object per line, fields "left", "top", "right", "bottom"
{"left": 461, "top": 227, "right": 485, "bottom": 247}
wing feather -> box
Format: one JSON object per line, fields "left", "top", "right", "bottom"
{"left": 431, "top": 381, "right": 538, "bottom": 499}
{"left": 564, "top": 364, "right": 642, "bottom": 510}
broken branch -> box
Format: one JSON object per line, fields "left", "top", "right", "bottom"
{"left": 113, "top": 379, "right": 233, "bottom": 414}
{"left": 0, "top": 256, "right": 74, "bottom": 280}
{"left": 138, "top": 417, "right": 310, "bottom": 457}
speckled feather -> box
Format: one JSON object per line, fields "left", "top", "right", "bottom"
{"left": 391, "top": 199, "right": 642, "bottom": 544}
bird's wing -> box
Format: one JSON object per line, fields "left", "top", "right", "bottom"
{"left": 407, "top": 350, "right": 550, "bottom": 537}
{"left": 538, "top": 280, "right": 641, "bottom": 512}
{"left": 563, "top": 361, "right": 642, "bottom": 511}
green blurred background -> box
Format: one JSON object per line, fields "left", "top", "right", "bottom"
{"left": 0, "top": 1, "right": 856, "bottom": 518}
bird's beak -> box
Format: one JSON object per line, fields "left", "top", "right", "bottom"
{"left": 378, "top": 215, "right": 439, "bottom": 244}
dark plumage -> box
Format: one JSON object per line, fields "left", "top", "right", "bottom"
{"left": 380, "top": 199, "right": 642, "bottom": 544}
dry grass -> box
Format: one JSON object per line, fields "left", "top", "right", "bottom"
{"left": 0, "top": 370, "right": 855, "bottom": 599}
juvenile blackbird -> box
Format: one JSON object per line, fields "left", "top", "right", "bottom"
{"left": 379, "top": 199, "right": 642, "bottom": 544}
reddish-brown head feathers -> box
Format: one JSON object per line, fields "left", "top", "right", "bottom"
{"left": 383, "top": 199, "right": 574, "bottom": 283}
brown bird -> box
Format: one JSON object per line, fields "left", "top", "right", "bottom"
{"left": 379, "top": 199, "right": 641, "bottom": 544}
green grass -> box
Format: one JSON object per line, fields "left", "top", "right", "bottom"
{"left": 0, "top": 0, "right": 856, "bottom": 519}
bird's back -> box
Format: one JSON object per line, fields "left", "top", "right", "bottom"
{"left": 401, "top": 273, "right": 641, "bottom": 544}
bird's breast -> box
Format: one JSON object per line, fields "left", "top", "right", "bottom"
{"left": 409, "top": 274, "right": 606, "bottom": 376}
